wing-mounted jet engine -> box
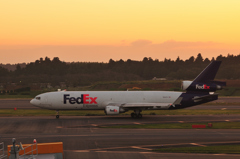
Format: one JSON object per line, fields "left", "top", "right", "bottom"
{"left": 105, "top": 106, "right": 127, "bottom": 115}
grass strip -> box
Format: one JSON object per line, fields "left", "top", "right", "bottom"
{"left": 0, "top": 109, "right": 105, "bottom": 116}
{"left": 102, "top": 122, "right": 240, "bottom": 129}
{"left": 154, "top": 144, "right": 240, "bottom": 154}
{"left": 203, "top": 102, "right": 240, "bottom": 105}
{"left": 0, "top": 95, "right": 33, "bottom": 99}
{"left": 135, "top": 109, "right": 240, "bottom": 115}
{"left": 1, "top": 109, "right": 240, "bottom": 116}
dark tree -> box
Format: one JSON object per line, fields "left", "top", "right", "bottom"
{"left": 195, "top": 53, "right": 203, "bottom": 63}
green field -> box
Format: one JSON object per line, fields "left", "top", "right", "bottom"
{"left": 154, "top": 144, "right": 240, "bottom": 154}
{"left": 0, "top": 109, "right": 105, "bottom": 116}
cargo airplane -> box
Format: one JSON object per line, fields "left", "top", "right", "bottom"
{"left": 30, "top": 61, "right": 226, "bottom": 119}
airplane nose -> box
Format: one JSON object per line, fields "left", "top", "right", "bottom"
{"left": 30, "top": 99, "right": 35, "bottom": 105}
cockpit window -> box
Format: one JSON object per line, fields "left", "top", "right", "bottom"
{"left": 36, "top": 97, "right": 41, "bottom": 100}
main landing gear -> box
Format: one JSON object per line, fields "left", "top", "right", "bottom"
{"left": 56, "top": 110, "right": 59, "bottom": 119}
{"left": 131, "top": 109, "right": 142, "bottom": 118}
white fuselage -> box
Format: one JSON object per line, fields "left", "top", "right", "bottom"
{"left": 30, "top": 91, "right": 182, "bottom": 110}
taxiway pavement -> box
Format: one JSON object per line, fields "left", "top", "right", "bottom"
{"left": 0, "top": 97, "right": 240, "bottom": 158}
{"left": 0, "top": 116, "right": 240, "bottom": 158}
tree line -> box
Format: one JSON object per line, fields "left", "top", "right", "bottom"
{"left": 0, "top": 53, "right": 239, "bottom": 87}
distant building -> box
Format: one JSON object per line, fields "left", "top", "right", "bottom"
{"left": 39, "top": 83, "right": 52, "bottom": 88}
{"left": 30, "top": 83, "right": 41, "bottom": 91}
{"left": 132, "top": 87, "right": 141, "bottom": 90}
{"left": 127, "top": 87, "right": 142, "bottom": 91}
{"left": 152, "top": 77, "right": 167, "bottom": 81}
{"left": 59, "top": 82, "right": 66, "bottom": 88}
{"left": 0, "top": 83, "right": 4, "bottom": 89}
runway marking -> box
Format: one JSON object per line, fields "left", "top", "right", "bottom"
{"left": 131, "top": 146, "right": 152, "bottom": 151}
{"left": 89, "top": 146, "right": 135, "bottom": 151}
{"left": 221, "top": 108, "right": 227, "bottom": 110}
{"left": 56, "top": 126, "right": 63, "bottom": 128}
{"left": 90, "top": 128, "right": 93, "bottom": 133}
{"left": 65, "top": 140, "right": 240, "bottom": 156}
{"left": 225, "top": 120, "right": 229, "bottom": 122}
{"left": 73, "top": 150, "right": 90, "bottom": 152}
{"left": 73, "top": 143, "right": 197, "bottom": 152}
{"left": 91, "top": 124, "right": 98, "bottom": 126}
{"left": 179, "top": 121, "right": 184, "bottom": 123}
{"left": 66, "top": 150, "right": 240, "bottom": 157}
{"left": 63, "top": 140, "right": 240, "bottom": 153}
{"left": 93, "top": 141, "right": 240, "bottom": 151}
{"left": 95, "top": 141, "right": 99, "bottom": 148}
{"left": 70, "top": 150, "right": 156, "bottom": 154}
{"left": 143, "top": 141, "right": 240, "bottom": 147}
{"left": 133, "top": 122, "right": 141, "bottom": 125}
{"left": 139, "top": 152, "right": 154, "bottom": 154}
{"left": 190, "top": 143, "right": 206, "bottom": 147}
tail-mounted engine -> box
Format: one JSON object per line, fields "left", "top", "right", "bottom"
{"left": 182, "top": 80, "right": 226, "bottom": 92}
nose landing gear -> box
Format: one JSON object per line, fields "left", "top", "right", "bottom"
{"left": 56, "top": 110, "right": 59, "bottom": 119}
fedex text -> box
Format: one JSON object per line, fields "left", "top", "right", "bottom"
{"left": 64, "top": 94, "right": 97, "bottom": 104}
{"left": 196, "top": 84, "right": 210, "bottom": 89}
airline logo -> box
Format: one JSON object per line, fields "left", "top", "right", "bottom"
{"left": 110, "top": 109, "right": 118, "bottom": 112}
{"left": 196, "top": 84, "right": 210, "bottom": 89}
{"left": 64, "top": 94, "right": 97, "bottom": 104}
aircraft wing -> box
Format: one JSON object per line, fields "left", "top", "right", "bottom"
{"left": 121, "top": 103, "right": 172, "bottom": 108}
{"left": 105, "top": 96, "right": 183, "bottom": 109}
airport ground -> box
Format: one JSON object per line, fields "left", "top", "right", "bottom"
{"left": 0, "top": 97, "right": 240, "bottom": 158}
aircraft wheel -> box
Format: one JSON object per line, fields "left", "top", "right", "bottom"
{"left": 133, "top": 114, "right": 138, "bottom": 118}
{"left": 56, "top": 115, "right": 59, "bottom": 119}
{"left": 131, "top": 113, "right": 135, "bottom": 118}
{"left": 138, "top": 114, "right": 142, "bottom": 118}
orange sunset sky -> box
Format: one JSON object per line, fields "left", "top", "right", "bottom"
{"left": 1, "top": 0, "right": 240, "bottom": 64}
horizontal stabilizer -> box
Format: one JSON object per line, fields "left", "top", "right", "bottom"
{"left": 209, "top": 80, "right": 226, "bottom": 86}
{"left": 192, "top": 94, "right": 218, "bottom": 101}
